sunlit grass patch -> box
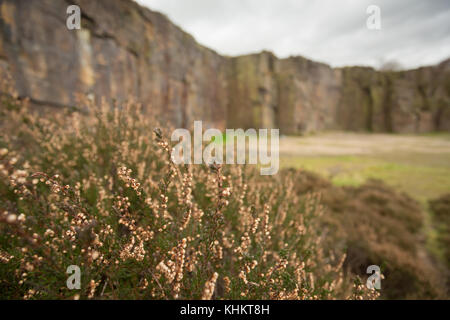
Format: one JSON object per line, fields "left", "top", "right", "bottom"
{"left": 280, "top": 153, "right": 450, "bottom": 204}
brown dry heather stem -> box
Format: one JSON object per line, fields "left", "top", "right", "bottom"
{"left": 202, "top": 272, "right": 219, "bottom": 300}
{"left": 0, "top": 77, "right": 380, "bottom": 300}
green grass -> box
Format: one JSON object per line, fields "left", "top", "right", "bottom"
{"left": 280, "top": 153, "right": 450, "bottom": 205}
{"left": 280, "top": 151, "right": 450, "bottom": 265}
{"left": 415, "top": 132, "right": 450, "bottom": 139}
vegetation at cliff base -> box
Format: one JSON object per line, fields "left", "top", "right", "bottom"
{"left": 0, "top": 86, "right": 376, "bottom": 300}
{"left": 0, "top": 80, "right": 447, "bottom": 299}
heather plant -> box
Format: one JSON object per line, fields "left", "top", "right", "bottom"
{"left": 0, "top": 83, "right": 375, "bottom": 300}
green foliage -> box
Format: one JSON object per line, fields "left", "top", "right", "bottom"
{"left": 0, "top": 98, "right": 355, "bottom": 300}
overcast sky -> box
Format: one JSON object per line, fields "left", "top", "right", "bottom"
{"left": 135, "top": 0, "right": 450, "bottom": 69}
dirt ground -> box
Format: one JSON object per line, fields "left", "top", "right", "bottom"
{"left": 279, "top": 132, "right": 450, "bottom": 156}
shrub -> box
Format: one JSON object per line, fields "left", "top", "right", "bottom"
{"left": 429, "top": 193, "right": 450, "bottom": 293}
{"left": 0, "top": 92, "right": 369, "bottom": 300}
{"left": 287, "top": 170, "right": 446, "bottom": 299}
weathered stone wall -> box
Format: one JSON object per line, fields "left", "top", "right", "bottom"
{"left": 1, "top": 0, "right": 449, "bottom": 134}
{"left": 0, "top": 0, "right": 229, "bottom": 129}
{"left": 226, "top": 51, "right": 278, "bottom": 130}
{"left": 335, "top": 60, "right": 450, "bottom": 133}
{"left": 277, "top": 56, "right": 343, "bottom": 134}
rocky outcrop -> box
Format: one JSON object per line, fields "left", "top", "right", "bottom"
{"left": 0, "top": 0, "right": 228, "bottom": 129}
{"left": 337, "top": 61, "right": 450, "bottom": 133}
{"left": 1, "top": 0, "right": 449, "bottom": 133}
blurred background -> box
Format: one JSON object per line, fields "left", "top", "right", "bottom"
{"left": 1, "top": 0, "right": 449, "bottom": 299}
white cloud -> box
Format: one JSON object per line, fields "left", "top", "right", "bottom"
{"left": 136, "top": 0, "right": 450, "bottom": 69}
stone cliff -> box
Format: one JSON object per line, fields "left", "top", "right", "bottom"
{"left": 1, "top": 0, "right": 449, "bottom": 133}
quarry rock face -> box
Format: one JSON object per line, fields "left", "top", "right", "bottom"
{"left": 1, "top": 0, "right": 449, "bottom": 133}
{"left": 0, "top": 0, "right": 228, "bottom": 129}
{"left": 277, "top": 56, "right": 343, "bottom": 134}
{"left": 337, "top": 62, "right": 450, "bottom": 133}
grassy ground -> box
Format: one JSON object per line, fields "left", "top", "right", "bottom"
{"left": 281, "top": 154, "right": 450, "bottom": 205}
{"left": 279, "top": 132, "right": 450, "bottom": 204}
{"left": 279, "top": 132, "right": 450, "bottom": 263}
